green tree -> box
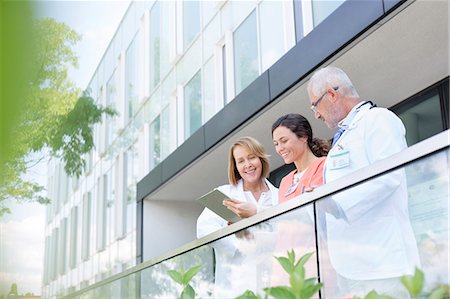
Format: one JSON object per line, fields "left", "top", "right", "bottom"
{"left": 0, "top": 7, "right": 114, "bottom": 215}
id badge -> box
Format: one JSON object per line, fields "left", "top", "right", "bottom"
{"left": 328, "top": 149, "right": 350, "bottom": 170}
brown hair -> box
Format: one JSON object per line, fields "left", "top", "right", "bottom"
{"left": 228, "top": 136, "right": 270, "bottom": 185}
{"left": 271, "top": 113, "right": 330, "bottom": 157}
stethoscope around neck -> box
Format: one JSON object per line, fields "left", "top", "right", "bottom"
{"left": 359, "top": 100, "right": 377, "bottom": 110}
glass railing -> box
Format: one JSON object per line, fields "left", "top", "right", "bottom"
{"left": 64, "top": 130, "right": 449, "bottom": 299}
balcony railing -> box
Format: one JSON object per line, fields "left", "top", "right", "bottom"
{"left": 64, "top": 130, "right": 449, "bottom": 298}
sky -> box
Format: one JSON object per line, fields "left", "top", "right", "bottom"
{"left": 0, "top": 1, "right": 129, "bottom": 295}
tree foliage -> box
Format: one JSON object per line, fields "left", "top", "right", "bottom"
{"left": 0, "top": 13, "right": 114, "bottom": 215}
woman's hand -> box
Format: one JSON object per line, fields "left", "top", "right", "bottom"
{"left": 223, "top": 198, "right": 257, "bottom": 218}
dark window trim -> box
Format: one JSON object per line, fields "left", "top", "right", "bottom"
{"left": 391, "top": 77, "right": 449, "bottom": 131}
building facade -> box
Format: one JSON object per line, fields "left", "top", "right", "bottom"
{"left": 43, "top": 0, "right": 449, "bottom": 298}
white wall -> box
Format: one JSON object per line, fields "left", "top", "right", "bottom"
{"left": 142, "top": 199, "right": 204, "bottom": 261}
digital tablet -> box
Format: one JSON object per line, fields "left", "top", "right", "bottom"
{"left": 197, "top": 189, "right": 241, "bottom": 223}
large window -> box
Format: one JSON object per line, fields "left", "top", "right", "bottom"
{"left": 184, "top": 71, "right": 202, "bottom": 138}
{"left": 203, "top": 57, "right": 216, "bottom": 122}
{"left": 81, "top": 192, "right": 92, "bottom": 261}
{"left": 106, "top": 167, "right": 115, "bottom": 245}
{"left": 160, "top": 106, "right": 171, "bottom": 161}
{"left": 106, "top": 69, "right": 118, "bottom": 147}
{"left": 51, "top": 228, "right": 59, "bottom": 280}
{"left": 183, "top": 1, "right": 200, "bottom": 50}
{"left": 233, "top": 10, "right": 258, "bottom": 95}
{"left": 149, "top": 2, "right": 161, "bottom": 92}
{"left": 96, "top": 175, "right": 107, "bottom": 252}
{"left": 126, "top": 144, "right": 139, "bottom": 233}
{"left": 259, "top": 1, "right": 287, "bottom": 71}
{"left": 394, "top": 78, "right": 449, "bottom": 146}
{"left": 69, "top": 206, "right": 78, "bottom": 269}
{"left": 115, "top": 154, "right": 127, "bottom": 239}
{"left": 149, "top": 115, "right": 161, "bottom": 169}
{"left": 125, "top": 36, "right": 139, "bottom": 121}
{"left": 311, "top": 0, "right": 345, "bottom": 27}
{"left": 58, "top": 218, "right": 68, "bottom": 275}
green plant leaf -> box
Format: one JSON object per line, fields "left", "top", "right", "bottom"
{"left": 300, "top": 282, "right": 323, "bottom": 299}
{"left": 235, "top": 290, "right": 261, "bottom": 299}
{"left": 167, "top": 269, "right": 184, "bottom": 285}
{"left": 401, "top": 267, "right": 424, "bottom": 298}
{"left": 362, "top": 290, "right": 395, "bottom": 299}
{"left": 287, "top": 250, "right": 296, "bottom": 264}
{"left": 182, "top": 265, "right": 202, "bottom": 285}
{"left": 290, "top": 269, "right": 304, "bottom": 293}
{"left": 264, "top": 286, "right": 296, "bottom": 299}
{"left": 427, "top": 284, "right": 450, "bottom": 299}
{"left": 276, "top": 256, "right": 294, "bottom": 274}
{"left": 295, "top": 252, "right": 313, "bottom": 269}
{"left": 180, "top": 284, "right": 195, "bottom": 299}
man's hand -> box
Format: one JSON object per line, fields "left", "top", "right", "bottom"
{"left": 223, "top": 198, "right": 257, "bottom": 218}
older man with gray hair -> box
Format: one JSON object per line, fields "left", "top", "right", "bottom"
{"left": 307, "top": 66, "right": 420, "bottom": 298}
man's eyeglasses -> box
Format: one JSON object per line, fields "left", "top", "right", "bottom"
{"left": 310, "top": 86, "right": 339, "bottom": 113}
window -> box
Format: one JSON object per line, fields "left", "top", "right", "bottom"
{"left": 84, "top": 151, "right": 93, "bottom": 175}
{"left": 43, "top": 236, "right": 51, "bottom": 283}
{"left": 222, "top": 45, "right": 228, "bottom": 104}
{"left": 311, "top": 0, "right": 346, "bottom": 27}
{"left": 106, "top": 69, "right": 118, "bottom": 147}
{"left": 106, "top": 167, "right": 115, "bottom": 244}
{"left": 51, "top": 228, "right": 59, "bottom": 280}
{"left": 259, "top": 1, "right": 288, "bottom": 71}
{"left": 149, "top": 115, "right": 161, "bottom": 169}
{"left": 58, "top": 218, "right": 68, "bottom": 275}
{"left": 126, "top": 144, "right": 139, "bottom": 233}
{"left": 393, "top": 78, "right": 449, "bottom": 146}
{"left": 233, "top": 10, "right": 258, "bottom": 95}
{"left": 184, "top": 71, "right": 202, "bottom": 138}
{"left": 69, "top": 206, "right": 78, "bottom": 269}
{"left": 115, "top": 154, "right": 127, "bottom": 239}
{"left": 96, "top": 175, "right": 107, "bottom": 252}
{"left": 203, "top": 57, "right": 216, "bottom": 122}
{"left": 81, "top": 192, "right": 92, "bottom": 261}
{"left": 125, "top": 36, "right": 139, "bottom": 120}
{"left": 183, "top": 1, "right": 200, "bottom": 50}
{"left": 160, "top": 106, "right": 171, "bottom": 161}
{"left": 150, "top": 2, "right": 161, "bottom": 92}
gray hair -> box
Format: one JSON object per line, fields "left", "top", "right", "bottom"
{"left": 307, "top": 66, "right": 359, "bottom": 98}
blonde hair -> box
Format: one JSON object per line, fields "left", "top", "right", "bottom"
{"left": 228, "top": 136, "right": 270, "bottom": 185}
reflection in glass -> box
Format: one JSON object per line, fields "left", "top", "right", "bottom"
{"left": 260, "top": 1, "right": 286, "bottom": 71}
{"left": 234, "top": 10, "right": 258, "bottom": 95}
{"left": 126, "top": 144, "right": 138, "bottom": 234}
{"left": 184, "top": 71, "right": 202, "bottom": 139}
{"left": 203, "top": 57, "right": 216, "bottom": 122}
{"left": 106, "top": 69, "right": 118, "bottom": 147}
{"left": 160, "top": 106, "right": 170, "bottom": 161}
{"left": 318, "top": 148, "right": 449, "bottom": 298}
{"left": 398, "top": 94, "right": 443, "bottom": 146}
{"left": 311, "top": 0, "right": 346, "bottom": 27}
{"left": 141, "top": 246, "right": 214, "bottom": 299}
{"left": 149, "top": 115, "right": 161, "bottom": 170}
{"left": 65, "top": 147, "right": 449, "bottom": 299}
{"left": 199, "top": 205, "right": 318, "bottom": 298}
{"left": 125, "top": 37, "right": 139, "bottom": 121}
{"left": 150, "top": 2, "right": 161, "bottom": 93}
{"left": 406, "top": 150, "right": 449, "bottom": 291}
{"left": 183, "top": 1, "right": 200, "bottom": 50}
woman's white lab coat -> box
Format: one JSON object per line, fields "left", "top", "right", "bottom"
{"left": 196, "top": 178, "right": 278, "bottom": 298}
